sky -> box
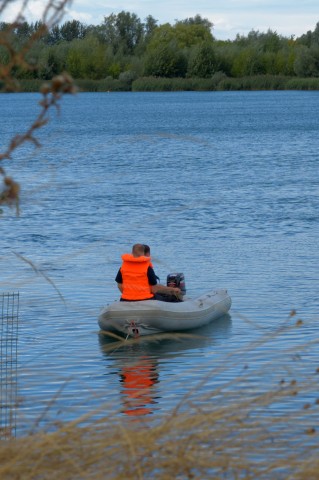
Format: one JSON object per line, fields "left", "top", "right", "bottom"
{"left": 2, "top": 0, "right": 319, "bottom": 40}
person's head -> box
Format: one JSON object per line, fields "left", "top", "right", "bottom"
{"left": 143, "top": 244, "right": 151, "bottom": 257}
{"left": 132, "top": 243, "right": 145, "bottom": 257}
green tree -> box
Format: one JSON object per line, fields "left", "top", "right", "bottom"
{"left": 0, "top": 22, "right": 10, "bottom": 32}
{"left": 258, "top": 29, "right": 282, "bottom": 53}
{"left": 187, "top": 41, "right": 216, "bottom": 77}
{"left": 274, "top": 47, "right": 295, "bottom": 76}
{"left": 13, "top": 21, "right": 34, "bottom": 39}
{"left": 144, "top": 15, "right": 158, "bottom": 40}
{"left": 134, "top": 15, "right": 158, "bottom": 55}
{"left": 231, "top": 47, "right": 265, "bottom": 77}
{"left": 60, "top": 20, "right": 87, "bottom": 41}
{"left": 0, "top": 44, "right": 9, "bottom": 66}
{"left": 44, "top": 25, "right": 62, "bottom": 45}
{"left": 144, "top": 41, "right": 187, "bottom": 77}
{"left": 175, "top": 14, "right": 213, "bottom": 33}
{"left": 294, "top": 45, "right": 319, "bottom": 77}
{"left": 37, "top": 44, "right": 68, "bottom": 79}
{"left": 144, "top": 21, "right": 213, "bottom": 77}
{"left": 213, "top": 42, "right": 236, "bottom": 76}
{"left": 147, "top": 22, "right": 213, "bottom": 51}
{"left": 297, "top": 30, "right": 312, "bottom": 48}
{"left": 116, "top": 11, "right": 144, "bottom": 53}
{"left": 66, "top": 36, "right": 109, "bottom": 79}
{"left": 99, "top": 11, "right": 144, "bottom": 54}
{"left": 312, "top": 22, "right": 319, "bottom": 44}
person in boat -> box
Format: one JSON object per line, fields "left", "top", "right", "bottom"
{"left": 143, "top": 244, "right": 159, "bottom": 279}
{"left": 144, "top": 245, "right": 186, "bottom": 303}
{"left": 143, "top": 244, "right": 151, "bottom": 257}
{"left": 115, "top": 243, "right": 182, "bottom": 302}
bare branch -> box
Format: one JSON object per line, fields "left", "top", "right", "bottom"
{"left": 0, "top": 0, "right": 76, "bottom": 214}
{"left": 13, "top": 251, "right": 67, "bottom": 305}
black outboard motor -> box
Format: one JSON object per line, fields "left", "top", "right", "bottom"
{"left": 167, "top": 273, "right": 186, "bottom": 296}
{"left": 154, "top": 273, "right": 186, "bottom": 303}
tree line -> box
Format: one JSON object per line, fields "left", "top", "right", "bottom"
{"left": 1, "top": 12, "right": 319, "bottom": 90}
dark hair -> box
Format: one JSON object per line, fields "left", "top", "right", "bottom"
{"left": 143, "top": 244, "right": 150, "bottom": 255}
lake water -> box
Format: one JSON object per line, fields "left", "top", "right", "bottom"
{"left": 0, "top": 91, "right": 318, "bottom": 437}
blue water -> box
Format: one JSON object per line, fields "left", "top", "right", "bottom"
{"left": 1, "top": 91, "right": 318, "bottom": 435}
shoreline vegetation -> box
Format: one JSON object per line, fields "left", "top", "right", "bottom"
{"left": 7, "top": 75, "right": 319, "bottom": 92}
{"left": 1, "top": 12, "right": 319, "bottom": 92}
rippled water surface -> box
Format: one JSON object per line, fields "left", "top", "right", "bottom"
{"left": 1, "top": 91, "right": 318, "bottom": 434}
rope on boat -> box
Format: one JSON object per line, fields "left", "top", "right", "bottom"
{"left": 125, "top": 320, "right": 140, "bottom": 338}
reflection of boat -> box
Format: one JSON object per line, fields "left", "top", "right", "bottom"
{"left": 99, "top": 314, "right": 232, "bottom": 359}
{"left": 98, "top": 315, "right": 232, "bottom": 417}
{"left": 98, "top": 289, "right": 231, "bottom": 337}
{"left": 99, "top": 314, "right": 232, "bottom": 357}
{"left": 119, "top": 356, "right": 159, "bottom": 416}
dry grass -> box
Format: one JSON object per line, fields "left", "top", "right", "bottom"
{"left": 1, "top": 320, "right": 319, "bottom": 480}
{"left": 0, "top": 389, "right": 318, "bottom": 479}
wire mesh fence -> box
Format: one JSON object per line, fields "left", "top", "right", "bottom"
{"left": 0, "top": 292, "right": 19, "bottom": 439}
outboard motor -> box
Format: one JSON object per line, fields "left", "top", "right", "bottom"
{"left": 167, "top": 273, "right": 186, "bottom": 296}
{"left": 154, "top": 273, "right": 186, "bottom": 303}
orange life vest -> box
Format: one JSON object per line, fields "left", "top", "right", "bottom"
{"left": 120, "top": 253, "right": 154, "bottom": 301}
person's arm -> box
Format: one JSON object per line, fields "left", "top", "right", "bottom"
{"left": 148, "top": 266, "right": 181, "bottom": 297}
{"left": 115, "top": 269, "right": 123, "bottom": 293}
{"left": 151, "top": 284, "right": 181, "bottom": 295}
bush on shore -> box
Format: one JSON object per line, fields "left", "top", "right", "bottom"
{"left": 15, "top": 75, "right": 319, "bottom": 93}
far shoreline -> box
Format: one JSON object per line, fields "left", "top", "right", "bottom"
{"left": 2, "top": 75, "right": 319, "bottom": 93}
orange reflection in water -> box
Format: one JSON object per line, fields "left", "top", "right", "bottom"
{"left": 119, "top": 356, "right": 159, "bottom": 416}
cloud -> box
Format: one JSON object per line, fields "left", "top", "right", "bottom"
{"left": 1, "top": 0, "right": 69, "bottom": 23}
{"left": 1, "top": 0, "right": 318, "bottom": 40}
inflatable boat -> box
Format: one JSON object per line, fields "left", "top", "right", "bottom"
{"left": 98, "top": 289, "right": 231, "bottom": 337}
